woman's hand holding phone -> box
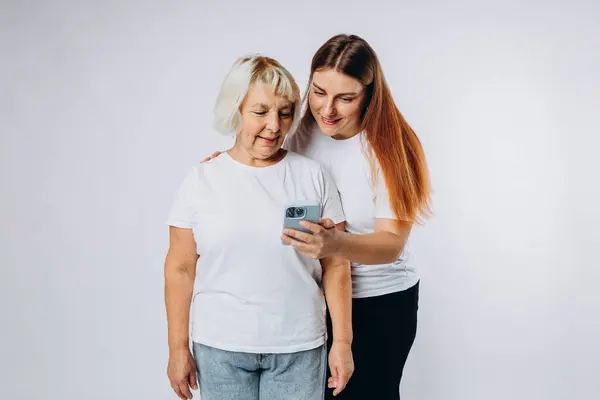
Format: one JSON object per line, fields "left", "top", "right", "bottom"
{"left": 281, "top": 218, "right": 341, "bottom": 260}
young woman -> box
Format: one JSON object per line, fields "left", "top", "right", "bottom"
{"left": 282, "top": 34, "right": 431, "bottom": 400}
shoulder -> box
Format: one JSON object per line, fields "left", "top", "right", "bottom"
{"left": 178, "top": 154, "right": 224, "bottom": 185}
{"left": 195, "top": 152, "right": 229, "bottom": 174}
{"left": 175, "top": 164, "right": 203, "bottom": 188}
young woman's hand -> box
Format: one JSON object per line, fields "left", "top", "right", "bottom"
{"left": 281, "top": 218, "right": 341, "bottom": 259}
{"left": 200, "top": 151, "right": 222, "bottom": 163}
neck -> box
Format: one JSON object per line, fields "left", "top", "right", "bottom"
{"left": 228, "top": 143, "right": 286, "bottom": 168}
{"left": 331, "top": 128, "right": 361, "bottom": 140}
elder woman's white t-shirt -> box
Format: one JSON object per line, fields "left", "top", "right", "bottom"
{"left": 167, "top": 151, "right": 345, "bottom": 353}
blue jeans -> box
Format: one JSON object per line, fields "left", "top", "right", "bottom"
{"left": 192, "top": 342, "right": 327, "bottom": 400}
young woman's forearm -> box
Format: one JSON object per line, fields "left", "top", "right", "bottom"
{"left": 335, "top": 231, "right": 406, "bottom": 265}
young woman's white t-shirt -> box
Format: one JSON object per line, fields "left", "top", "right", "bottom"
{"left": 285, "top": 124, "right": 419, "bottom": 299}
{"left": 167, "top": 151, "right": 345, "bottom": 353}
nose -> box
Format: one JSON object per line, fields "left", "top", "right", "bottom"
{"left": 323, "top": 97, "right": 336, "bottom": 117}
{"left": 266, "top": 111, "right": 280, "bottom": 133}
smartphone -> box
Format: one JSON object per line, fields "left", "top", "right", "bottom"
{"left": 282, "top": 201, "right": 321, "bottom": 245}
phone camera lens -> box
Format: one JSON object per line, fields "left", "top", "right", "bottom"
{"left": 286, "top": 207, "right": 306, "bottom": 219}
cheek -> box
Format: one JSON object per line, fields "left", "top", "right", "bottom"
{"left": 340, "top": 103, "right": 362, "bottom": 122}
{"left": 309, "top": 94, "right": 323, "bottom": 112}
{"left": 241, "top": 117, "right": 264, "bottom": 137}
{"left": 280, "top": 117, "right": 293, "bottom": 133}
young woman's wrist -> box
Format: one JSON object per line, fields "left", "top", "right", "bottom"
{"left": 331, "top": 229, "right": 348, "bottom": 258}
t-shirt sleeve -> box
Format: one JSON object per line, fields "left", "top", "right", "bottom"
{"left": 166, "top": 167, "right": 198, "bottom": 229}
{"left": 319, "top": 167, "right": 345, "bottom": 225}
{"left": 375, "top": 169, "right": 396, "bottom": 219}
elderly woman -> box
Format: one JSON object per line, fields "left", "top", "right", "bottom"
{"left": 164, "top": 55, "right": 354, "bottom": 400}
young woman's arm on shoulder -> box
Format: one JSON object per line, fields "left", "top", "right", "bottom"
{"left": 200, "top": 151, "right": 223, "bottom": 163}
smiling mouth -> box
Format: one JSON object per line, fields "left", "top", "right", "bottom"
{"left": 257, "top": 136, "right": 280, "bottom": 144}
{"left": 321, "top": 116, "right": 341, "bottom": 126}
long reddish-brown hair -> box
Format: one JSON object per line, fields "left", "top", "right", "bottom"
{"left": 300, "top": 34, "right": 432, "bottom": 223}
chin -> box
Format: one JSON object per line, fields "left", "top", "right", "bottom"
{"left": 261, "top": 148, "right": 283, "bottom": 159}
{"left": 317, "top": 123, "right": 339, "bottom": 137}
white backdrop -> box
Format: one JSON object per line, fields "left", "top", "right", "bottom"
{"left": 1, "top": 1, "right": 599, "bottom": 399}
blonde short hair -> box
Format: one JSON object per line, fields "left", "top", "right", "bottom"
{"left": 213, "top": 55, "right": 302, "bottom": 135}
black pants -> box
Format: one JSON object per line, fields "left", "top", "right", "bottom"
{"left": 325, "top": 282, "right": 419, "bottom": 400}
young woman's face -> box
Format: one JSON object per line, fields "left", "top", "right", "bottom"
{"left": 237, "top": 81, "right": 294, "bottom": 159}
{"left": 308, "top": 68, "right": 365, "bottom": 139}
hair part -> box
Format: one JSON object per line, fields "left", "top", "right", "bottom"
{"left": 301, "top": 34, "right": 432, "bottom": 223}
{"left": 214, "top": 55, "right": 301, "bottom": 136}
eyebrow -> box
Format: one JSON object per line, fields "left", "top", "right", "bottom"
{"left": 250, "top": 102, "right": 292, "bottom": 110}
{"left": 312, "top": 82, "right": 359, "bottom": 97}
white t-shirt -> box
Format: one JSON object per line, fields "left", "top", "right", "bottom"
{"left": 167, "top": 151, "right": 345, "bottom": 353}
{"left": 285, "top": 124, "right": 419, "bottom": 298}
